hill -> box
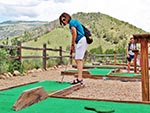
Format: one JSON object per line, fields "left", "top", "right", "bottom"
{"left": 23, "top": 12, "right": 146, "bottom": 55}
{"left": 0, "top": 20, "right": 48, "bottom": 39}
{"left": 0, "top": 12, "right": 147, "bottom": 55}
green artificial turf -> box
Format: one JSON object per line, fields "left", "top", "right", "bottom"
{"left": 83, "top": 64, "right": 123, "bottom": 69}
{"left": 0, "top": 80, "right": 71, "bottom": 113}
{"left": 0, "top": 80, "right": 150, "bottom": 113}
{"left": 88, "top": 68, "right": 112, "bottom": 75}
{"left": 111, "top": 73, "right": 141, "bottom": 77}
{"left": 14, "top": 98, "right": 150, "bottom": 113}
{"left": 85, "top": 104, "right": 115, "bottom": 113}
{"left": 66, "top": 70, "right": 77, "bottom": 72}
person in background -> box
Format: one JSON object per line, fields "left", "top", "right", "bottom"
{"left": 59, "top": 12, "right": 87, "bottom": 84}
{"left": 126, "top": 37, "right": 137, "bottom": 73}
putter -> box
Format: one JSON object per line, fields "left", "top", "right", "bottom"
{"left": 58, "top": 61, "right": 70, "bottom": 83}
{"left": 58, "top": 51, "right": 73, "bottom": 83}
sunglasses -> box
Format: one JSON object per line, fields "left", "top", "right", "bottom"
{"left": 62, "top": 18, "right": 65, "bottom": 22}
{"left": 61, "top": 18, "right": 66, "bottom": 25}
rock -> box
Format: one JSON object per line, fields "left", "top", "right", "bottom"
{"left": 32, "top": 68, "right": 37, "bottom": 72}
{"left": 37, "top": 69, "right": 42, "bottom": 72}
{"left": 3, "top": 73, "right": 10, "bottom": 78}
{"left": 53, "top": 66, "right": 58, "bottom": 70}
{"left": 8, "top": 72, "right": 13, "bottom": 77}
{"left": 13, "top": 70, "right": 21, "bottom": 76}
{"left": 92, "top": 62, "right": 100, "bottom": 65}
{"left": 22, "top": 73, "right": 26, "bottom": 76}
{"left": 0, "top": 75, "right": 6, "bottom": 79}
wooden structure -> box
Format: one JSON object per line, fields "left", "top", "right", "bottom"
{"left": 10, "top": 81, "right": 84, "bottom": 111}
{"left": 133, "top": 34, "right": 150, "bottom": 101}
{"left": 50, "top": 83, "right": 85, "bottom": 97}
{"left": 61, "top": 70, "right": 141, "bottom": 82}
{"left": 13, "top": 86, "right": 48, "bottom": 111}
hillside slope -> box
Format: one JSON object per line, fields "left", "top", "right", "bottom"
{"left": 1, "top": 12, "right": 147, "bottom": 55}
{"left": 0, "top": 21, "right": 48, "bottom": 39}
{"left": 23, "top": 12, "right": 146, "bottom": 55}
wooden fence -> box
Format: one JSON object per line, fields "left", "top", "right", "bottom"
{"left": 0, "top": 42, "right": 72, "bottom": 70}
{"left": 0, "top": 42, "right": 126, "bottom": 70}
{"left": 86, "top": 53, "right": 126, "bottom": 64}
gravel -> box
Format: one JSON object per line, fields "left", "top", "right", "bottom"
{"left": 0, "top": 65, "right": 143, "bottom": 102}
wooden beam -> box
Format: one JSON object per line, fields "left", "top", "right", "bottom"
{"left": 61, "top": 70, "right": 141, "bottom": 82}
{"left": 134, "top": 34, "right": 150, "bottom": 101}
{"left": 13, "top": 86, "right": 48, "bottom": 111}
{"left": 50, "top": 83, "right": 85, "bottom": 97}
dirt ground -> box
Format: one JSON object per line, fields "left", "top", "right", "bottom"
{"left": 0, "top": 65, "right": 143, "bottom": 102}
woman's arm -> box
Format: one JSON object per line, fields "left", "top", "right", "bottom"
{"left": 70, "top": 26, "right": 77, "bottom": 53}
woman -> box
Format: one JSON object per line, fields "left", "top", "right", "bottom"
{"left": 59, "top": 12, "right": 87, "bottom": 84}
{"left": 126, "top": 37, "right": 137, "bottom": 73}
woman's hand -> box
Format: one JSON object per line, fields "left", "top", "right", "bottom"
{"left": 127, "top": 54, "right": 130, "bottom": 58}
{"left": 70, "top": 44, "right": 75, "bottom": 54}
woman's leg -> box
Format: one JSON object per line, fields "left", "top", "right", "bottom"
{"left": 75, "top": 59, "right": 83, "bottom": 80}
{"left": 71, "top": 37, "right": 87, "bottom": 84}
{"left": 127, "top": 61, "right": 130, "bottom": 73}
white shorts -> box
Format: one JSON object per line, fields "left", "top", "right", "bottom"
{"left": 75, "top": 37, "right": 87, "bottom": 60}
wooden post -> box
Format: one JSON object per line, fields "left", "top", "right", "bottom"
{"left": 89, "top": 53, "right": 92, "bottom": 62}
{"left": 59, "top": 46, "right": 63, "bottom": 65}
{"left": 70, "top": 52, "right": 73, "bottom": 65}
{"left": 43, "top": 44, "right": 47, "bottom": 70}
{"left": 132, "top": 50, "right": 139, "bottom": 73}
{"left": 93, "top": 52, "right": 96, "bottom": 62}
{"left": 133, "top": 34, "right": 150, "bottom": 101}
{"left": 114, "top": 52, "right": 116, "bottom": 65}
{"left": 17, "top": 41, "right": 22, "bottom": 64}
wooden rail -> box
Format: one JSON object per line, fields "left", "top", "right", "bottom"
{"left": 87, "top": 52, "right": 126, "bottom": 64}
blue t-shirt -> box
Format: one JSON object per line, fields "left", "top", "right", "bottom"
{"left": 69, "top": 19, "right": 84, "bottom": 44}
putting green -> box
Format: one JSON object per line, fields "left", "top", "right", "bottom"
{"left": 83, "top": 64, "right": 123, "bottom": 69}
{"left": 88, "top": 68, "right": 112, "bottom": 75}
{"left": 0, "top": 80, "right": 71, "bottom": 113}
{"left": 12, "top": 98, "right": 150, "bottom": 113}
{"left": 111, "top": 73, "right": 141, "bottom": 77}
{"left": 65, "top": 70, "right": 77, "bottom": 72}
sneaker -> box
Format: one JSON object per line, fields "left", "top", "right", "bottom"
{"left": 71, "top": 79, "right": 83, "bottom": 85}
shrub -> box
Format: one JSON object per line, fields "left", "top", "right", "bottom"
{"left": 22, "top": 59, "right": 41, "bottom": 71}
{"left": 0, "top": 49, "right": 9, "bottom": 74}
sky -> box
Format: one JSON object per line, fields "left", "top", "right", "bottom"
{"left": 0, "top": 0, "right": 150, "bottom": 32}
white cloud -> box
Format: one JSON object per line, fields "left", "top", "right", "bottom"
{"left": 0, "top": 0, "right": 150, "bottom": 31}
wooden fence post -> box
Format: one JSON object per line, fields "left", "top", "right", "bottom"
{"left": 70, "top": 52, "right": 73, "bottom": 65}
{"left": 17, "top": 41, "right": 22, "bottom": 64}
{"left": 89, "top": 53, "right": 92, "bottom": 62}
{"left": 114, "top": 52, "right": 116, "bottom": 65}
{"left": 59, "top": 46, "right": 63, "bottom": 65}
{"left": 93, "top": 52, "right": 96, "bottom": 62}
{"left": 43, "top": 44, "right": 47, "bottom": 70}
{"left": 134, "top": 34, "right": 150, "bottom": 101}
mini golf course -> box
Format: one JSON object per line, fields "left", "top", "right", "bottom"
{"left": 88, "top": 68, "right": 113, "bottom": 76}
{"left": 110, "top": 73, "right": 141, "bottom": 77}
{"left": 3, "top": 97, "right": 150, "bottom": 113}
{"left": 0, "top": 79, "right": 149, "bottom": 113}
{"left": 0, "top": 80, "right": 73, "bottom": 113}
{"left": 61, "top": 67, "right": 141, "bottom": 81}
{"left": 61, "top": 68, "right": 114, "bottom": 76}
{"left": 72, "top": 64, "right": 125, "bottom": 69}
